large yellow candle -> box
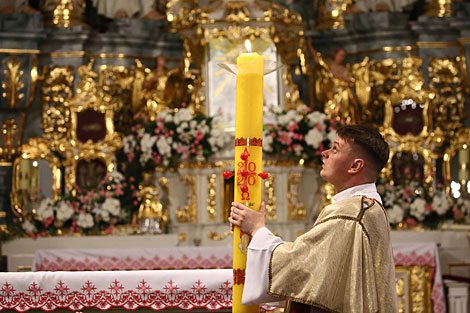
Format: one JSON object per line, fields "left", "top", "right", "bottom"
{"left": 233, "top": 42, "right": 263, "bottom": 313}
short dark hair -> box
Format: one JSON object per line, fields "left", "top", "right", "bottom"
{"left": 336, "top": 124, "right": 390, "bottom": 173}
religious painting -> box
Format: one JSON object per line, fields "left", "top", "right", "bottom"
{"left": 391, "top": 151, "right": 425, "bottom": 186}
{"left": 391, "top": 99, "right": 424, "bottom": 136}
{"left": 76, "top": 109, "right": 107, "bottom": 143}
{"left": 206, "top": 37, "right": 280, "bottom": 130}
{"left": 76, "top": 158, "right": 107, "bottom": 192}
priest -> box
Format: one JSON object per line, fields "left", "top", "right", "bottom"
{"left": 229, "top": 124, "right": 398, "bottom": 313}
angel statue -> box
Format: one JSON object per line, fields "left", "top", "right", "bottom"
{"left": 137, "top": 172, "right": 167, "bottom": 234}
{"left": 307, "top": 38, "right": 359, "bottom": 124}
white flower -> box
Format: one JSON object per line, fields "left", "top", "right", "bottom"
{"left": 387, "top": 204, "right": 404, "bottom": 224}
{"left": 22, "top": 220, "right": 36, "bottom": 233}
{"left": 174, "top": 109, "right": 193, "bottom": 124}
{"left": 327, "top": 130, "right": 337, "bottom": 144}
{"left": 36, "top": 198, "right": 54, "bottom": 220}
{"left": 123, "top": 136, "right": 136, "bottom": 154}
{"left": 384, "top": 191, "right": 396, "bottom": 208}
{"left": 92, "top": 205, "right": 110, "bottom": 222}
{"left": 306, "top": 111, "right": 326, "bottom": 126}
{"left": 77, "top": 213, "right": 94, "bottom": 228}
{"left": 157, "top": 110, "right": 173, "bottom": 123}
{"left": 139, "top": 151, "right": 152, "bottom": 165}
{"left": 410, "top": 198, "right": 427, "bottom": 221}
{"left": 208, "top": 128, "right": 230, "bottom": 151}
{"left": 432, "top": 193, "right": 450, "bottom": 215}
{"left": 200, "top": 124, "right": 210, "bottom": 135}
{"left": 140, "top": 133, "right": 157, "bottom": 153}
{"left": 272, "top": 106, "right": 283, "bottom": 114}
{"left": 56, "top": 201, "right": 74, "bottom": 222}
{"left": 108, "top": 170, "right": 124, "bottom": 183}
{"left": 156, "top": 137, "right": 172, "bottom": 156}
{"left": 278, "top": 110, "right": 299, "bottom": 125}
{"left": 102, "top": 198, "right": 121, "bottom": 216}
{"left": 305, "top": 128, "right": 323, "bottom": 148}
{"left": 263, "top": 133, "right": 273, "bottom": 152}
{"left": 293, "top": 144, "right": 303, "bottom": 155}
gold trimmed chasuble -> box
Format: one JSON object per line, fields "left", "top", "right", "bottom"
{"left": 268, "top": 196, "right": 397, "bottom": 313}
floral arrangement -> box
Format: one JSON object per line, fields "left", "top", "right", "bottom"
{"left": 19, "top": 171, "right": 132, "bottom": 239}
{"left": 377, "top": 176, "right": 470, "bottom": 229}
{"left": 122, "top": 108, "right": 231, "bottom": 170}
{"left": 262, "top": 105, "right": 342, "bottom": 164}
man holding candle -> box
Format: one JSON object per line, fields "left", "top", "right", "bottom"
{"left": 229, "top": 124, "right": 398, "bottom": 313}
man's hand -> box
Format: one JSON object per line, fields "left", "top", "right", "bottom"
{"left": 229, "top": 202, "right": 266, "bottom": 236}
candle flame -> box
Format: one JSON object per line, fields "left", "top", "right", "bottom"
{"left": 244, "top": 40, "right": 252, "bottom": 53}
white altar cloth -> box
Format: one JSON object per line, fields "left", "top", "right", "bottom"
{"left": 0, "top": 269, "right": 233, "bottom": 311}
{"left": 33, "top": 246, "right": 233, "bottom": 271}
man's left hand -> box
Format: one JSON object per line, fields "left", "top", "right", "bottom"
{"left": 229, "top": 202, "right": 266, "bottom": 236}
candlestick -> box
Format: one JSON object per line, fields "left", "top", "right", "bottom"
{"left": 18, "top": 159, "right": 31, "bottom": 191}
{"left": 458, "top": 149, "right": 470, "bottom": 182}
{"left": 233, "top": 40, "right": 263, "bottom": 313}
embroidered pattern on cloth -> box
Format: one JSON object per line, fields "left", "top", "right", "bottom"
{"left": 0, "top": 279, "right": 233, "bottom": 312}
{"left": 34, "top": 254, "right": 232, "bottom": 271}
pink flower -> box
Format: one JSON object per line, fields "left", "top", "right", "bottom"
{"left": 406, "top": 218, "right": 417, "bottom": 226}
{"left": 127, "top": 152, "right": 134, "bottom": 162}
{"left": 424, "top": 204, "right": 433, "bottom": 211}
{"left": 315, "top": 122, "right": 324, "bottom": 132}
{"left": 99, "top": 190, "right": 106, "bottom": 196}
{"left": 281, "top": 150, "right": 286, "bottom": 155}
{"left": 133, "top": 200, "right": 139, "bottom": 206}
{"left": 453, "top": 206, "right": 464, "bottom": 220}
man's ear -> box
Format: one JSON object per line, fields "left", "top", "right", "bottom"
{"left": 348, "top": 158, "right": 365, "bottom": 174}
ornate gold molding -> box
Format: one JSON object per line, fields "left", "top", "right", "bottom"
{"left": 207, "top": 173, "right": 217, "bottom": 222}
{"left": 208, "top": 230, "right": 232, "bottom": 241}
{"left": 176, "top": 174, "right": 197, "bottom": 223}
{"left": 428, "top": 57, "right": 466, "bottom": 134}
{"left": 417, "top": 41, "right": 460, "bottom": 48}
{"left": 264, "top": 173, "right": 276, "bottom": 220}
{"left": 287, "top": 172, "right": 306, "bottom": 220}
{"left": 0, "top": 118, "right": 21, "bottom": 162}
{"left": 2, "top": 56, "right": 25, "bottom": 109}
{"left": 395, "top": 265, "right": 432, "bottom": 313}
{"left": 42, "top": 0, "right": 86, "bottom": 27}
{"left": 0, "top": 49, "right": 40, "bottom": 55}
{"left": 41, "top": 65, "right": 74, "bottom": 147}
{"left": 348, "top": 46, "right": 416, "bottom": 57}
{"left": 11, "top": 138, "right": 62, "bottom": 218}
{"left": 380, "top": 56, "right": 442, "bottom": 184}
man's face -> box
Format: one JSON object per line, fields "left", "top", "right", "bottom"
{"left": 320, "top": 136, "right": 355, "bottom": 187}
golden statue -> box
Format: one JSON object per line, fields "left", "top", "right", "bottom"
{"left": 136, "top": 55, "right": 192, "bottom": 120}
{"left": 308, "top": 39, "right": 359, "bottom": 124}
{"left": 137, "top": 172, "right": 167, "bottom": 234}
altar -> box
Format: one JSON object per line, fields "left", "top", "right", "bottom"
{"left": 3, "top": 232, "right": 469, "bottom": 313}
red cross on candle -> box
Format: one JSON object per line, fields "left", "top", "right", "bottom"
{"left": 237, "top": 148, "right": 257, "bottom": 201}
